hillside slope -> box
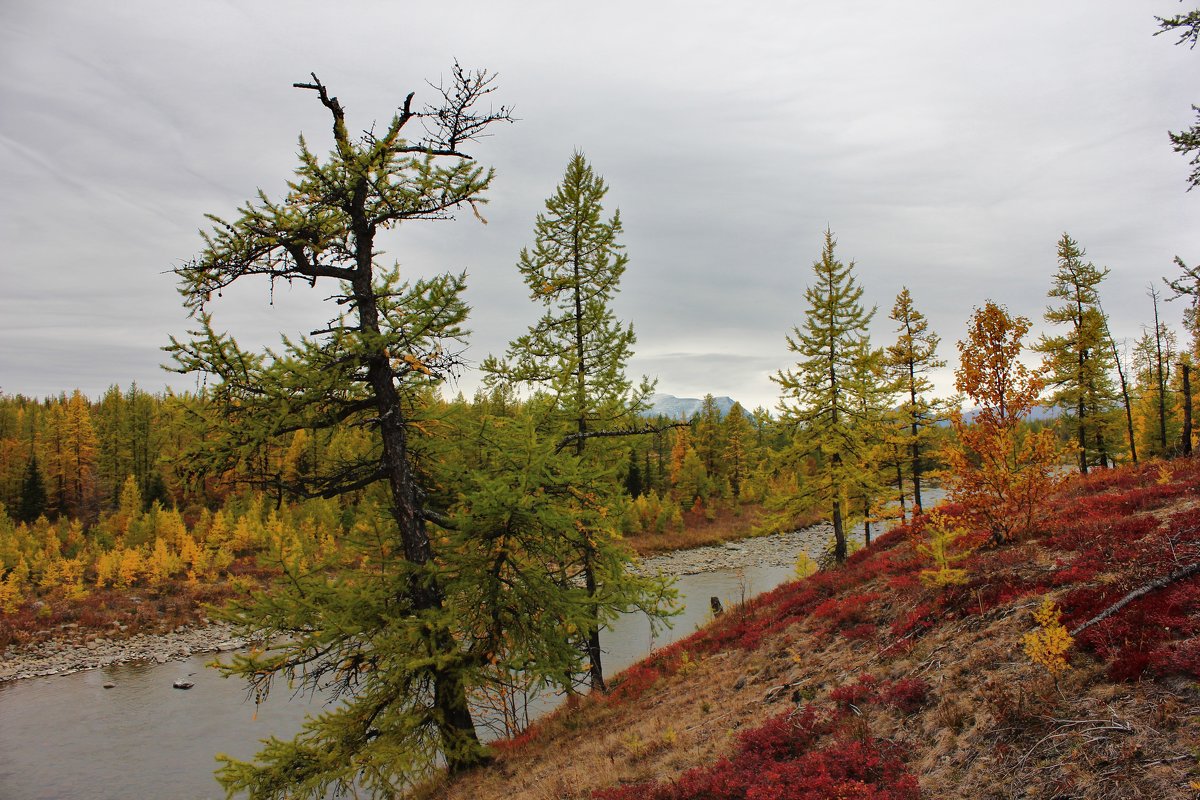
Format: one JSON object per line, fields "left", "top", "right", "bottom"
{"left": 429, "top": 460, "right": 1200, "bottom": 799}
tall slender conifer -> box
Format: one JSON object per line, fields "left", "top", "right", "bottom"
{"left": 484, "top": 152, "right": 661, "bottom": 692}
{"left": 774, "top": 229, "right": 875, "bottom": 563}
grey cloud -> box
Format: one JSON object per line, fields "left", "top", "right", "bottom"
{"left": 1, "top": 0, "right": 1196, "bottom": 413}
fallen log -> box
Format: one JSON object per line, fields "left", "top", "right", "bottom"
{"left": 1069, "top": 561, "right": 1200, "bottom": 637}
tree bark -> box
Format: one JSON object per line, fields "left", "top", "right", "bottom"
{"left": 1182, "top": 362, "right": 1193, "bottom": 456}
{"left": 1103, "top": 315, "right": 1138, "bottom": 464}
{"left": 831, "top": 451, "right": 847, "bottom": 562}
{"left": 342, "top": 128, "right": 482, "bottom": 768}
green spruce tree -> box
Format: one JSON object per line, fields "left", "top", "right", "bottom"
{"left": 720, "top": 402, "right": 756, "bottom": 499}
{"left": 16, "top": 455, "right": 46, "bottom": 524}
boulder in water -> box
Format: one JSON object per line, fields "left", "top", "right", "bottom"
{"left": 172, "top": 679, "right": 194, "bottom": 690}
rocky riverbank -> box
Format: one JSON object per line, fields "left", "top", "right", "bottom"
{"left": 0, "top": 621, "right": 248, "bottom": 682}
{"left": 634, "top": 522, "right": 836, "bottom": 576}
{"left": 0, "top": 523, "right": 844, "bottom": 683}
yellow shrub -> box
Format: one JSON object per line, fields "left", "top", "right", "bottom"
{"left": 917, "top": 511, "right": 971, "bottom": 587}
{"left": 1023, "top": 597, "right": 1073, "bottom": 676}
{"left": 794, "top": 551, "right": 818, "bottom": 580}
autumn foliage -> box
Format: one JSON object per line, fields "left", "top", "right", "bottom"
{"left": 592, "top": 705, "right": 920, "bottom": 800}
{"left": 1022, "top": 597, "right": 1074, "bottom": 676}
{"left": 0, "top": 489, "right": 344, "bottom": 647}
{"left": 940, "top": 302, "right": 1062, "bottom": 544}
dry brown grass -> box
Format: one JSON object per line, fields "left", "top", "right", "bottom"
{"left": 432, "top": 601, "right": 1199, "bottom": 799}
{"left": 421, "top": 466, "right": 1200, "bottom": 800}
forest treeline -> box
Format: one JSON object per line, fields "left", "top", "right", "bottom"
{"left": 4, "top": 11, "right": 1199, "bottom": 792}
{"left": 1, "top": 227, "right": 1196, "bottom": 613}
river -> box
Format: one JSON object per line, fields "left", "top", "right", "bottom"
{"left": 0, "top": 516, "right": 898, "bottom": 799}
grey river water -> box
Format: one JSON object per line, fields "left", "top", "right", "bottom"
{"left": 0, "top": 561, "right": 797, "bottom": 800}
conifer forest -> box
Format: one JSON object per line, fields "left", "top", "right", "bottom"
{"left": 2, "top": 4, "right": 1199, "bottom": 800}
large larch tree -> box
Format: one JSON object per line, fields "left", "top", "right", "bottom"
{"left": 484, "top": 152, "right": 664, "bottom": 693}
{"left": 773, "top": 229, "right": 876, "bottom": 563}
{"left": 1035, "top": 234, "right": 1118, "bottom": 472}
{"left": 162, "top": 67, "right": 558, "bottom": 797}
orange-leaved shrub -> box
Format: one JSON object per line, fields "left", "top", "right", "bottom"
{"left": 940, "top": 302, "right": 1061, "bottom": 545}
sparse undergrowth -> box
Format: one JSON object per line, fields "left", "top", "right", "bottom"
{"left": 431, "top": 459, "right": 1200, "bottom": 799}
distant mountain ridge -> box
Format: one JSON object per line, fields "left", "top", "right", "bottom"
{"left": 959, "top": 404, "right": 1063, "bottom": 424}
{"left": 644, "top": 394, "right": 1062, "bottom": 423}
{"left": 644, "top": 393, "right": 738, "bottom": 419}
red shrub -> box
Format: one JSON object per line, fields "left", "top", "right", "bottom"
{"left": 606, "top": 662, "right": 664, "bottom": 705}
{"left": 841, "top": 623, "right": 878, "bottom": 641}
{"left": 594, "top": 705, "right": 921, "bottom": 800}
{"left": 813, "top": 592, "right": 880, "bottom": 631}
{"left": 889, "top": 601, "right": 939, "bottom": 640}
{"left": 1149, "top": 637, "right": 1200, "bottom": 678}
{"left": 735, "top": 707, "right": 829, "bottom": 761}
{"left": 827, "top": 674, "right": 930, "bottom": 715}
{"left": 605, "top": 644, "right": 693, "bottom": 705}
{"left": 881, "top": 677, "right": 930, "bottom": 714}
{"left": 489, "top": 719, "right": 545, "bottom": 753}
{"left": 830, "top": 674, "right": 879, "bottom": 709}
{"left": 1107, "top": 645, "right": 1152, "bottom": 682}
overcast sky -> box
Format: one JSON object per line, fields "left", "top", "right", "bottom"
{"left": 1, "top": 1, "right": 1196, "bottom": 412}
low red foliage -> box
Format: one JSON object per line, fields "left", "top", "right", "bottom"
{"left": 488, "top": 720, "right": 545, "bottom": 754}
{"left": 889, "top": 601, "right": 940, "bottom": 640}
{"left": 813, "top": 592, "right": 880, "bottom": 631}
{"left": 606, "top": 644, "right": 690, "bottom": 705}
{"left": 592, "top": 705, "right": 920, "bottom": 800}
{"left": 827, "top": 674, "right": 931, "bottom": 715}
{"left": 829, "top": 674, "right": 879, "bottom": 708}
{"left": 1149, "top": 637, "right": 1200, "bottom": 678}
{"left": 881, "top": 677, "right": 930, "bottom": 713}
{"left": 888, "top": 574, "right": 921, "bottom": 592}
{"left": 841, "top": 623, "right": 878, "bottom": 641}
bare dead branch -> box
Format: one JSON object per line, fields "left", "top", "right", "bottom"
{"left": 422, "top": 508, "right": 457, "bottom": 530}
{"left": 293, "top": 73, "right": 344, "bottom": 122}
{"left": 1070, "top": 561, "right": 1200, "bottom": 636}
